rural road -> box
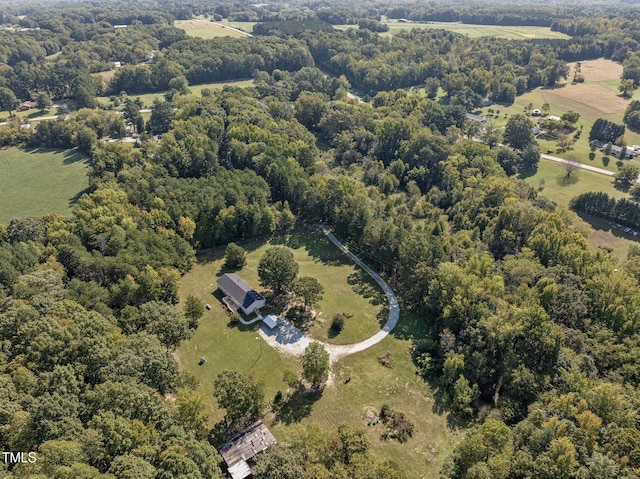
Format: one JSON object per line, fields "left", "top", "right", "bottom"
{"left": 541, "top": 153, "right": 615, "bottom": 177}
{"left": 211, "top": 22, "right": 252, "bottom": 37}
{"left": 258, "top": 226, "right": 399, "bottom": 364}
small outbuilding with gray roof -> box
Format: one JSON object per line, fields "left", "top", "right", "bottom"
{"left": 217, "top": 273, "right": 266, "bottom": 315}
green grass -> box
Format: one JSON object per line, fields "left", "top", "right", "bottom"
{"left": 177, "top": 231, "right": 460, "bottom": 478}
{"left": 0, "top": 148, "right": 89, "bottom": 224}
{"left": 521, "top": 158, "right": 640, "bottom": 262}
{"left": 271, "top": 311, "right": 462, "bottom": 479}
{"left": 521, "top": 158, "right": 624, "bottom": 205}
{"left": 334, "top": 21, "right": 570, "bottom": 39}
{"left": 0, "top": 107, "right": 60, "bottom": 121}
{"left": 175, "top": 19, "right": 250, "bottom": 39}
{"left": 224, "top": 21, "right": 257, "bottom": 33}
{"left": 96, "top": 79, "right": 254, "bottom": 109}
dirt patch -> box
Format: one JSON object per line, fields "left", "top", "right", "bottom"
{"left": 542, "top": 83, "right": 629, "bottom": 119}
{"left": 568, "top": 58, "right": 623, "bottom": 82}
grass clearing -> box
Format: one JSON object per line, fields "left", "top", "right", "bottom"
{"left": 521, "top": 158, "right": 640, "bottom": 262}
{"left": 175, "top": 19, "right": 249, "bottom": 38}
{"left": 0, "top": 148, "right": 89, "bottom": 223}
{"left": 521, "top": 158, "right": 624, "bottom": 205}
{"left": 271, "top": 311, "right": 461, "bottom": 479}
{"left": 96, "top": 79, "right": 254, "bottom": 109}
{"left": 0, "top": 107, "right": 61, "bottom": 121}
{"left": 224, "top": 21, "right": 257, "bottom": 33}
{"left": 177, "top": 230, "right": 459, "bottom": 478}
{"left": 335, "top": 21, "right": 570, "bottom": 39}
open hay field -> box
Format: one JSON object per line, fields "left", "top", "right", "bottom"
{"left": 569, "top": 58, "right": 623, "bottom": 82}
{"left": 175, "top": 19, "right": 249, "bottom": 38}
{"left": 0, "top": 148, "right": 89, "bottom": 224}
{"left": 541, "top": 83, "right": 628, "bottom": 119}
{"left": 335, "top": 21, "right": 570, "bottom": 39}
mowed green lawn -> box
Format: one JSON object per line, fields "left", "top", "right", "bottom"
{"left": 177, "top": 230, "right": 459, "bottom": 478}
{"left": 96, "top": 79, "right": 254, "bottom": 109}
{"left": 0, "top": 148, "right": 89, "bottom": 224}
{"left": 334, "top": 21, "right": 570, "bottom": 39}
{"left": 521, "top": 158, "right": 624, "bottom": 205}
{"left": 271, "top": 311, "right": 461, "bottom": 479}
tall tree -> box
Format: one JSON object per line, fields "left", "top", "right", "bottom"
{"left": 292, "top": 276, "right": 324, "bottom": 308}
{"left": 0, "top": 87, "right": 18, "bottom": 117}
{"left": 212, "top": 370, "right": 264, "bottom": 425}
{"left": 300, "top": 342, "right": 329, "bottom": 388}
{"left": 36, "top": 91, "right": 52, "bottom": 112}
{"left": 146, "top": 99, "right": 174, "bottom": 135}
{"left": 503, "top": 114, "right": 534, "bottom": 150}
{"left": 224, "top": 243, "right": 247, "bottom": 270}
{"left": 258, "top": 246, "right": 299, "bottom": 293}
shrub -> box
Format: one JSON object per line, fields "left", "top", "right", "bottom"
{"left": 380, "top": 404, "right": 414, "bottom": 443}
{"left": 330, "top": 313, "right": 345, "bottom": 334}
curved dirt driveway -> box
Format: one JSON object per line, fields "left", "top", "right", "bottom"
{"left": 258, "top": 226, "right": 399, "bottom": 363}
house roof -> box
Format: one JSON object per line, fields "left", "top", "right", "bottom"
{"left": 219, "top": 421, "right": 277, "bottom": 477}
{"left": 465, "top": 113, "right": 486, "bottom": 122}
{"left": 217, "top": 273, "right": 264, "bottom": 310}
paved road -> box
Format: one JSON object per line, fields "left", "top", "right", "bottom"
{"left": 259, "top": 226, "right": 399, "bottom": 363}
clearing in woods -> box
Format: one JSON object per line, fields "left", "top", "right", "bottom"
{"left": 175, "top": 19, "right": 250, "bottom": 38}
{"left": 334, "top": 21, "right": 571, "bottom": 39}
{"left": 0, "top": 148, "right": 89, "bottom": 224}
{"left": 176, "top": 230, "right": 460, "bottom": 478}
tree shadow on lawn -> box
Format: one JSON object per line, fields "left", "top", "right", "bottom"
{"left": 390, "top": 310, "right": 427, "bottom": 342}
{"left": 68, "top": 186, "right": 92, "bottom": 207}
{"left": 273, "top": 388, "right": 323, "bottom": 425}
{"left": 347, "top": 271, "right": 385, "bottom": 306}
{"left": 270, "top": 229, "right": 351, "bottom": 266}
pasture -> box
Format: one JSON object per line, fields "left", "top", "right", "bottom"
{"left": 176, "top": 229, "right": 459, "bottom": 478}
{"left": 0, "top": 148, "right": 89, "bottom": 224}
{"left": 521, "top": 158, "right": 638, "bottom": 262}
{"left": 335, "top": 21, "right": 571, "bottom": 39}
{"left": 175, "top": 19, "right": 251, "bottom": 38}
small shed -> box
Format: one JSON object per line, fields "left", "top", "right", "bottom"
{"left": 262, "top": 314, "right": 279, "bottom": 329}
{"left": 218, "top": 421, "right": 277, "bottom": 479}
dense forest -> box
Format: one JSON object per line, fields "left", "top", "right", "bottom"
{"left": 2, "top": 0, "right": 640, "bottom": 478}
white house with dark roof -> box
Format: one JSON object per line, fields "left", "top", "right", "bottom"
{"left": 217, "top": 273, "right": 265, "bottom": 315}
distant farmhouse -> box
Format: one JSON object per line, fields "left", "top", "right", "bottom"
{"left": 217, "top": 273, "right": 266, "bottom": 315}
{"left": 18, "top": 101, "right": 37, "bottom": 111}
{"left": 218, "top": 421, "right": 277, "bottom": 479}
{"left": 465, "top": 113, "right": 487, "bottom": 123}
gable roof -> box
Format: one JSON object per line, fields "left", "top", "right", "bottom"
{"left": 219, "top": 421, "right": 277, "bottom": 478}
{"left": 217, "top": 273, "right": 264, "bottom": 309}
